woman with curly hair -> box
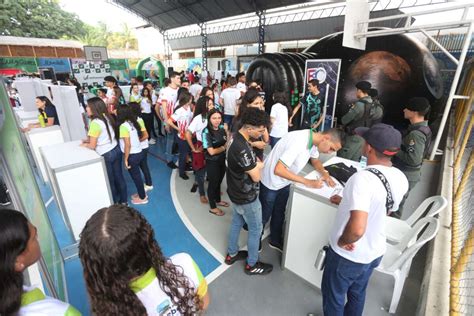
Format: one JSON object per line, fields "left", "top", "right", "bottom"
{"left": 79, "top": 205, "right": 209, "bottom": 315}
{"left": 0, "top": 209, "right": 81, "bottom": 315}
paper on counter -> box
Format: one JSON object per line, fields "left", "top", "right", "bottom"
{"left": 295, "top": 171, "right": 344, "bottom": 200}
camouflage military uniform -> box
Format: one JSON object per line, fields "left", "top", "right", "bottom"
{"left": 338, "top": 96, "right": 383, "bottom": 161}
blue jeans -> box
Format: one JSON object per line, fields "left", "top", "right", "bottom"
{"left": 259, "top": 183, "right": 290, "bottom": 247}
{"left": 194, "top": 168, "right": 206, "bottom": 196}
{"left": 165, "top": 129, "right": 177, "bottom": 163}
{"left": 321, "top": 247, "right": 382, "bottom": 316}
{"left": 140, "top": 148, "right": 152, "bottom": 186}
{"left": 269, "top": 136, "right": 281, "bottom": 149}
{"left": 176, "top": 137, "right": 190, "bottom": 177}
{"left": 127, "top": 151, "right": 146, "bottom": 199}
{"left": 227, "top": 198, "right": 263, "bottom": 266}
{"left": 102, "top": 145, "right": 127, "bottom": 204}
{"left": 224, "top": 114, "right": 234, "bottom": 131}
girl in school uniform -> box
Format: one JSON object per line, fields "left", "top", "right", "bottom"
{"left": 0, "top": 209, "right": 81, "bottom": 316}
{"left": 79, "top": 205, "right": 209, "bottom": 315}
{"left": 140, "top": 87, "right": 156, "bottom": 145}
{"left": 167, "top": 91, "right": 194, "bottom": 180}
{"left": 22, "top": 96, "right": 60, "bottom": 132}
{"left": 117, "top": 104, "right": 148, "bottom": 205}
{"left": 81, "top": 97, "right": 127, "bottom": 204}
{"left": 129, "top": 83, "right": 142, "bottom": 103}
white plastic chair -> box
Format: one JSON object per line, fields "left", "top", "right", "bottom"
{"left": 376, "top": 217, "right": 440, "bottom": 314}
{"left": 385, "top": 195, "right": 447, "bottom": 244}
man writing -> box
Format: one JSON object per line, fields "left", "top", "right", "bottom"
{"left": 322, "top": 123, "right": 408, "bottom": 316}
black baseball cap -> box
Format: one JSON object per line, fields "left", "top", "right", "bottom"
{"left": 406, "top": 97, "right": 430, "bottom": 114}
{"left": 355, "top": 123, "right": 401, "bottom": 156}
{"left": 355, "top": 81, "right": 371, "bottom": 92}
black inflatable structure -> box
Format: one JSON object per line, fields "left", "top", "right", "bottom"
{"left": 246, "top": 29, "right": 443, "bottom": 128}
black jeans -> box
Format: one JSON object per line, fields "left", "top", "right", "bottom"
{"left": 206, "top": 157, "right": 226, "bottom": 209}
{"left": 142, "top": 113, "right": 154, "bottom": 140}
{"left": 127, "top": 151, "right": 146, "bottom": 199}
{"left": 140, "top": 148, "right": 152, "bottom": 186}
{"left": 176, "top": 137, "right": 190, "bottom": 177}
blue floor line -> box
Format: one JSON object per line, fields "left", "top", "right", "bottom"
{"left": 60, "top": 138, "right": 220, "bottom": 315}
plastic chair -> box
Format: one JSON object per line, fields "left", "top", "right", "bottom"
{"left": 376, "top": 217, "right": 440, "bottom": 314}
{"left": 385, "top": 195, "right": 447, "bottom": 244}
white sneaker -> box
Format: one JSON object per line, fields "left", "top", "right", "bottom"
{"left": 131, "top": 195, "right": 149, "bottom": 205}
{"left": 144, "top": 184, "right": 154, "bottom": 192}
{"left": 149, "top": 138, "right": 156, "bottom": 145}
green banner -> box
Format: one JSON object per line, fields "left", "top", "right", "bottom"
{"left": 0, "top": 57, "right": 38, "bottom": 73}
{"left": 108, "top": 58, "right": 128, "bottom": 70}
{"left": 0, "top": 86, "right": 66, "bottom": 300}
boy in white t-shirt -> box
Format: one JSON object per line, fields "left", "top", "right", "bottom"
{"left": 219, "top": 77, "right": 241, "bottom": 131}
{"left": 260, "top": 128, "right": 343, "bottom": 252}
{"left": 321, "top": 123, "right": 408, "bottom": 316}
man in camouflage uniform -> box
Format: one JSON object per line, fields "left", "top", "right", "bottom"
{"left": 392, "top": 97, "right": 432, "bottom": 217}
{"left": 337, "top": 81, "right": 383, "bottom": 161}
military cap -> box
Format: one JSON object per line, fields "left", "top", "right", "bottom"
{"left": 406, "top": 97, "right": 430, "bottom": 114}
{"left": 355, "top": 81, "right": 372, "bottom": 92}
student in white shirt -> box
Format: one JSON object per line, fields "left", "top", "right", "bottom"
{"left": 236, "top": 72, "right": 247, "bottom": 96}
{"left": 0, "top": 209, "right": 81, "bottom": 316}
{"left": 322, "top": 123, "right": 408, "bottom": 316}
{"left": 140, "top": 87, "right": 156, "bottom": 145}
{"left": 81, "top": 97, "right": 127, "bottom": 204}
{"left": 167, "top": 91, "right": 194, "bottom": 180}
{"left": 269, "top": 91, "right": 293, "bottom": 148}
{"left": 219, "top": 77, "right": 241, "bottom": 131}
{"left": 189, "top": 77, "right": 203, "bottom": 100}
{"left": 260, "top": 128, "right": 343, "bottom": 252}
{"left": 79, "top": 205, "right": 209, "bottom": 316}
{"left": 117, "top": 104, "right": 149, "bottom": 205}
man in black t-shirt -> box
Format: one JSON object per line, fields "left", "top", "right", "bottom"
{"left": 225, "top": 107, "right": 273, "bottom": 275}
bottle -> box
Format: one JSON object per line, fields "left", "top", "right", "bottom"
{"left": 359, "top": 155, "right": 367, "bottom": 169}
{"left": 314, "top": 245, "right": 329, "bottom": 271}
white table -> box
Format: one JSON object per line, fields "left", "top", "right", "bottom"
{"left": 40, "top": 141, "right": 113, "bottom": 241}
{"left": 282, "top": 156, "right": 360, "bottom": 289}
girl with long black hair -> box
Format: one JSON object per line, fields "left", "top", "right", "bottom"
{"left": 140, "top": 86, "right": 156, "bottom": 144}
{"left": 79, "top": 205, "right": 209, "bottom": 315}
{"left": 81, "top": 97, "right": 127, "bottom": 204}
{"left": 0, "top": 209, "right": 81, "bottom": 315}
{"left": 117, "top": 104, "right": 148, "bottom": 205}
{"left": 202, "top": 109, "right": 229, "bottom": 216}
{"left": 23, "top": 96, "right": 60, "bottom": 132}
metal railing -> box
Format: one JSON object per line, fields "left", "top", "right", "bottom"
{"left": 450, "top": 64, "right": 474, "bottom": 315}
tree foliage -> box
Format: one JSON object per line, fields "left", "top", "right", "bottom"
{"left": 77, "top": 22, "right": 138, "bottom": 50}
{"left": 0, "top": 0, "right": 86, "bottom": 39}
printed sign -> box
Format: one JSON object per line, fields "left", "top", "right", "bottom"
{"left": 37, "top": 58, "right": 71, "bottom": 73}
{"left": 0, "top": 57, "right": 38, "bottom": 73}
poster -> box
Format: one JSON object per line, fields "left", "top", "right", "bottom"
{"left": 187, "top": 58, "right": 202, "bottom": 73}
{"left": 0, "top": 57, "right": 38, "bottom": 73}
{"left": 303, "top": 59, "right": 342, "bottom": 131}
{"left": 37, "top": 58, "right": 71, "bottom": 73}
{"left": 70, "top": 58, "right": 112, "bottom": 87}
{"left": 108, "top": 58, "right": 130, "bottom": 81}
{"left": 0, "top": 85, "right": 66, "bottom": 300}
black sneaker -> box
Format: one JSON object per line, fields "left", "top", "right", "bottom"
{"left": 245, "top": 261, "right": 273, "bottom": 275}
{"left": 225, "top": 251, "right": 248, "bottom": 265}
{"left": 167, "top": 162, "right": 178, "bottom": 169}
{"left": 180, "top": 174, "right": 189, "bottom": 180}
{"left": 190, "top": 183, "right": 198, "bottom": 193}
{"left": 268, "top": 241, "right": 283, "bottom": 253}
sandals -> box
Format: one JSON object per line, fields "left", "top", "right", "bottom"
{"left": 216, "top": 201, "right": 230, "bottom": 207}
{"left": 209, "top": 208, "right": 225, "bottom": 216}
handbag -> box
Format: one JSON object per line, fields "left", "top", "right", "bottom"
{"left": 192, "top": 140, "right": 206, "bottom": 171}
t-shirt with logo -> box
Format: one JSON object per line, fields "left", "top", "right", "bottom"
{"left": 329, "top": 165, "right": 408, "bottom": 264}
{"left": 18, "top": 286, "right": 81, "bottom": 316}
{"left": 202, "top": 126, "right": 227, "bottom": 161}
{"left": 130, "top": 253, "right": 208, "bottom": 316}
{"left": 220, "top": 87, "right": 241, "bottom": 116}
{"left": 119, "top": 121, "right": 142, "bottom": 154}
{"left": 226, "top": 132, "right": 259, "bottom": 204}
{"left": 300, "top": 92, "right": 323, "bottom": 129}
{"left": 261, "top": 129, "right": 319, "bottom": 191}
{"left": 87, "top": 118, "right": 117, "bottom": 156}
{"left": 171, "top": 106, "right": 193, "bottom": 140}
{"left": 137, "top": 117, "right": 149, "bottom": 149}
{"left": 159, "top": 86, "right": 179, "bottom": 118}
{"left": 141, "top": 98, "right": 153, "bottom": 114}
{"left": 269, "top": 102, "right": 289, "bottom": 138}
{"left": 187, "top": 114, "right": 207, "bottom": 142}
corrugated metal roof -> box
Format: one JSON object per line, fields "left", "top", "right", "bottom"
{"left": 168, "top": 9, "right": 407, "bottom": 50}
{"left": 0, "top": 36, "right": 83, "bottom": 48}
{"left": 113, "top": 0, "right": 313, "bottom": 31}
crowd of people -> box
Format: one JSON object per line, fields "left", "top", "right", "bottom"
{"left": 2, "top": 68, "right": 434, "bottom": 315}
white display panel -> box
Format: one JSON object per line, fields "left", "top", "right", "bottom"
{"left": 40, "top": 141, "right": 113, "bottom": 241}
{"left": 14, "top": 80, "right": 41, "bottom": 112}
{"left": 26, "top": 126, "right": 64, "bottom": 182}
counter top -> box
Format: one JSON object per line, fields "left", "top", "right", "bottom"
{"left": 40, "top": 140, "right": 101, "bottom": 170}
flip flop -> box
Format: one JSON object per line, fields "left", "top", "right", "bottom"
{"left": 209, "top": 208, "right": 225, "bottom": 216}
{"left": 216, "top": 201, "right": 230, "bottom": 207}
